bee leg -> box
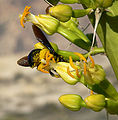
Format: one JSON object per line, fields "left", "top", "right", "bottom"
{"left": 49, "top": 69, "right": 60, "bottom": 78}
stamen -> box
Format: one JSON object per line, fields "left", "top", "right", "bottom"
{"left": 69, "top": 56, "right": 80, "bottom": 78}
{"left": 52, "top": 57, "right": 56, "bottom": 63}
{"left": 74, "top": 52, "right": 87, "bottom": 62}
{"left": 89, "top": 55, "right": 95, "bottom": 68}
{"left": 84, "top": 63, "right": 87, "bottom": 75}
{"left": 75, "top": 68, "right": 81, "bottom": 78}
{"left": 20, "top": 6, "right": 31, "bottom": 28}
{"left": 90, "top": 90, "right": 94, "bottom": 95}
{"left": 44, "top": 54, "right": 53, "bottom": 67}
{"left": 69, "top": 56, "right": 77, "bottom": 69}
{"left": 67, "top": 66, "right": 75, "bottom": 78}
{"left": 37, "top": 65, "right": 49, "bottom": 73}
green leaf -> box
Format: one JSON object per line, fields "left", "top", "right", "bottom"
{"left": 97, "top": 1, "right": 118, "bottom": 80}
{"left": 44, "top": 0, "right": 59, "bottom": 6}
{"left": 88, "top": 1, "right": 118, "bottom": 80}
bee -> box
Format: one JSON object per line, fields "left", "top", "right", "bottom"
{"left": 17, "top": 25, "right": 65, "bottom": 77}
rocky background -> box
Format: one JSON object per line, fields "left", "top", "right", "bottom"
{"left": 0, "top": 0, "right": 118, "bottom": 120}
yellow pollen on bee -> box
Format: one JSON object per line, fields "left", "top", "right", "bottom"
{"left": 20, "top": 6, "right": 31, "bottom": 28}
{"left": 46, "top": 50, "right": 50, "bottom": 60}
{"left": 37, "top": 64, "right": 49, "bottom": 73}
{"left": 74, "top": 52, "right": 87, "bottom": 62}
{"left": 45, "top": 54, "right": 53, "bottom": 67}
{"left": 89, "top": 55, "right": 95, "bottom": 68}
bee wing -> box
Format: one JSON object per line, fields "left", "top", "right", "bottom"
{"left": 32, "top": 25, "right": 56, "bottom": 55}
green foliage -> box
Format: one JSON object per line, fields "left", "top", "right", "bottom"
{"left": 89, "top": 1, "right": 118, "bottom": 80}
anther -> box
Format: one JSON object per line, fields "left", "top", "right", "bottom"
{"left": 67, "top": 66, "right": 75, "bottom": 78}
{"left": 74, "top": 52, "right": 87, "bottom": 62}
{"left": 90, "top": 90, "right": 94, "bottom": 95}
{"left": 69, "top": 56, "right": 77, "bottom": 69}
{"left": 89, "top": 55, "right": 95, "bottom": 68}
{"left": 75, "top": 68, "right": 81, "bottom": 78}
{"left": 69, "top": 56, "right": 80, "bottom": 78}
{"left": 37, "top": 65, "right": 49, "bottom": 73}
{"left": 20, "top": 6, "right": 31, "bottom": 28}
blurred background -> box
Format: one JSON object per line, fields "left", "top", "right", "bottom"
{"left": 0, "top": 0, "right": 118, "bottom": 120}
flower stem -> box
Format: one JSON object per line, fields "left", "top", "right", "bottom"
{"left": 99, "top": 78, "right": 118, "bottom": 101}
{"left": 57, "top": 47, "right": 105, "bottom": 61}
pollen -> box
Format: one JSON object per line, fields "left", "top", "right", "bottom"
{"left": 45, "top": 54, "right": 53, "bottom": 67}
{"left": 37, "top": 64, "right": 49, "bottom": 73}
{"left": 20, "top": 6, "right": 31, "bottom": 28}
{"left": 89, "top": 55, "right": 95, "bottom": 68}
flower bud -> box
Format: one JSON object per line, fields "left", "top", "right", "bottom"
{"left": 84, "top": 94, "right": 105, "bottom": 112}
{"left": 49, "top": 4, "right": 73, "bottom": 22}
{"left": 20, "top": 13, "right": 60, "bottom": 35}
{"left": 52, "top": 62, "right": 79, "bottom": 85}
{"left": 102, "top": 0, "right": 113, "bottom": 8}
{"left": 95, "top": 0, "right": 113, "bottom": 8}
{"left": 84, "top": 64, "right": 106, "bottom": 85}
{"left": 59, "top": 94, "right": 85, "bottom": 111}
{"left": 35, "top": 14, "right": 60, "bottom": 35}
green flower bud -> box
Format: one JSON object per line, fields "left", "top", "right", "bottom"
{"left": 35, "top": 14, "right": 60, "bottom": 35}
{"left": 84, "top": 94, "right": 105, "bottom": 112}
{"left": 49, "top": 4, "right": 73, "bottom": 22}
{"left": 84, "top": 64, "right": 106, "bottom": 85}
{"left": 59, "top": 94, "right": 85, "bottom": 111}
{"left": 95, "top": 0, "right": 113, "bottom": 8}
{"left": 102, "top": 0, "right": 113, "bottom": 8}
{"left": 79, "top": 0, "right": 113, "bottom": 9}
{"left": 51, "top": 62, "right": 80, "bottom": 85}
{"left": 20, "top": 13, "right": 60, "bottom": 35}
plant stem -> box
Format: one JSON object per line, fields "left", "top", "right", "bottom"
{"left": 84, "top": 47, "right": 105, "bottom": 58}
{"left": 57, "top": 47, "right": 105, "bottom": 61}
{"left": 99, "top": 78, "right": 118, "bottom": 101}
